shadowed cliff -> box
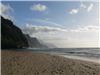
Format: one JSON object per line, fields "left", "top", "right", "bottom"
{"left": 1, "top": 16, "right": 48, "bottom": 49}
{"left": 1, "top": 16, "right": 29, "bottom": 49}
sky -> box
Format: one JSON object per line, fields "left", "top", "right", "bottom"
{"left": 1, "top": 1, "right": 99, "bottom": 48}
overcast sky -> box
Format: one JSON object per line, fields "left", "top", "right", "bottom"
{"left": 1, "top": 1, "right": 99, "bottom": 48}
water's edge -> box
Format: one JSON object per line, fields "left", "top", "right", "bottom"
{"left": 14, "top": 48, "right": 100, "bottom": 63}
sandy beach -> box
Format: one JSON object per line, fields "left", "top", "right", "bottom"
{"left": 1, "top": 50, "right": 100, "bottom": 75}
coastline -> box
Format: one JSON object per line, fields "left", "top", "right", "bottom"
{"left": 42, "top": 52, "right": 100, "bottom": 64}
{"left": 59, "top": 55, "right": 100, "bottom": 64}
{"left": 2, "top": 50, "right": 100, "bottom": 75}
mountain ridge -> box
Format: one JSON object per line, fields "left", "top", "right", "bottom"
{"left": 1, "top": 16, "right": 48, "bottom": 49}
{"left": 25, "top": 34, "right": 48, "bottom": 48}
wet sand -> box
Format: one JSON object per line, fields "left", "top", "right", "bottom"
{"left": 1, "top": 50, "right": 100, "bottom": 75}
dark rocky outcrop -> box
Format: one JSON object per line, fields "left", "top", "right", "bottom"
{"left": 1, "top": 16, "right": 29, "bottom": 49}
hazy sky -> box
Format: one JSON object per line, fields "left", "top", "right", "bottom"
{"left": 1, "top": 1, "right": 99, "bottom": 48}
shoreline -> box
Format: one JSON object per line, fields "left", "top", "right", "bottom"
{"left": 30, "top": 51, "right": 100, "bottom": 64}
{"left": 2, "top": 50, "right": 100, "bottom": 75}
{"left": 59, "top": 55, "right": 100, "bottom": 64}
{"left": 38, "top": 52, "right": 100, "bottom": 64}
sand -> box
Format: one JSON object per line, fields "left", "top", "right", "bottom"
{"left": 1, "top": 50, "right": 100, "bottom": 75}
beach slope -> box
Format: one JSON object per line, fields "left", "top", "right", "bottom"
{"left": 1, "top": 50, "right": 100, "bottom": 75}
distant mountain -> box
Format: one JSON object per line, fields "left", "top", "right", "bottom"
{"left": 25, "top": 35, "right": 48, "bottom": 48}
{"left": 38, "top": 39, "right": 56, "bottom": 48}
{"left": 1, "top": 16, "right": 29, "bottom": 49}
{"left": 44, "top": 43, "right": 57, "bottom": 48}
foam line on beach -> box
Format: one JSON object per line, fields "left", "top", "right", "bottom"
{"left": 59, "top": 55, "right": 100, "bottom": 64}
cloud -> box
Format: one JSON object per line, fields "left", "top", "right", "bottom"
{"left": 80, "top": 3, "right": 94, "bottom": 12}
{"left": 69, "top": 3, "right": 94, "bottom": 15}
{"left": 70, "top": 25, "right": 99, "bottom": 32}
{"left": 69, "top": 9, "right": 79, "bottom": 14}
{"left": 22, "top": 24, "right": 99, "bottom": 48}
{"left": 32, "top": 19, "right": 63, "bottom": 28}
{"left": 0, "top": 3, "right": 14, "bottom": 20}
{"left": 87, "top": 3, "right": 94, "bottom": 12}
{"left": 80, "top": 2, "right": 86, "bottom": 9}
{"left": 30, "top": 4, "right": 47, "bottom": 12}
{"left": 22, "top": 24, "right": 67, "bottom": 35}
{"left": 22, "top": 23, "right": 98, "bottom": 36}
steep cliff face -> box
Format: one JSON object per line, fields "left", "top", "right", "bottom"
{"left": 1, "top": 16, "right": 29, "bottom": 49}
{"left": 25, "top": 35, "right": 48, "bottom": 48}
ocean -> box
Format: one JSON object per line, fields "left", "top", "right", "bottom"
{"left": 19, "top": 48, "right": 100, "bottom": 63}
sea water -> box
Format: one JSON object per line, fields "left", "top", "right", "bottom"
{"left": 20, "top": 48, "right": 100, "bottom": 63}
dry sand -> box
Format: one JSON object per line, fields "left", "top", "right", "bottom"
{"left": 1, "top": 50, "right": 100, "bottom": 75}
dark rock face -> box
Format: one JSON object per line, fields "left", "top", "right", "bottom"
{"left": 1, "top": 16, "right": 29, "bottom": 49}
{"left": 25, "top": 34, "right": 48, "bottom": 48}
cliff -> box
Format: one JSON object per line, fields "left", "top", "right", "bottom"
{"left": 1, "top": 16, "right": 29, "bottom": 49}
